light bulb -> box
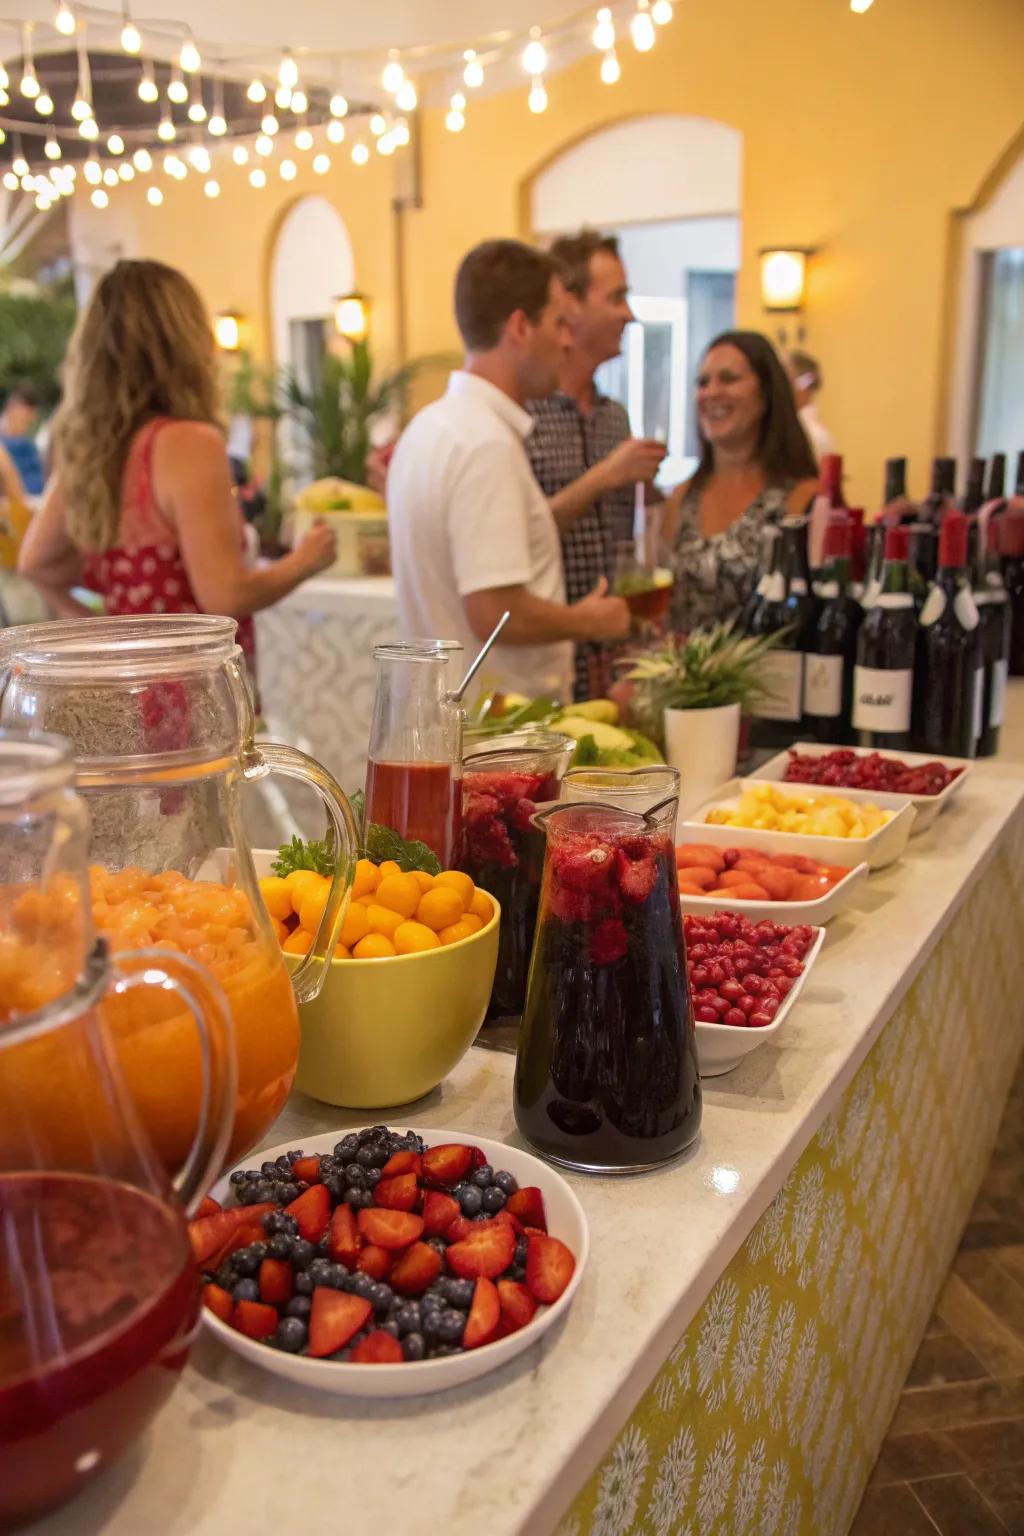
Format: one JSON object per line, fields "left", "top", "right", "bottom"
{"left": 330, "top": 92, "right": 348, "bottom": 118}
{"left": 138, "top": 66, "right": 158, "bottom": 103}
{"left": 162, "top": 152, "right": 181, "bottom": 175}
{"left": 279, "top": 158, "right": 296, "bottom": 180}
{"left": 327, "top": 118, "right": 345, "bottom": 144}
{"left": 188, "top": 99, "right": 207, "bottom": 124}
{"left": 850, "top": 0, "right": 874, "bottom": 10}
{"left": 107, "top": 133, "right": 125, "bottom": 155}
{"left": 382, "top": 54, "right": 404, "bottom": 94}
{"left": 313, "top": 152, "right": 330, "bottom": 174}
{"left": 180, "top": 38, "right": 201, "bottom": 72}
{"left": 0, "top": 129, "right": 5, "bottom": 145}
{"left": 351, "top": 141, "right": 369, "bottom": 166}
{"left": 208, "top": 112, "right": 226, "bottom": 136}
{"left": 278, "top": 51, "right": 298, "bottom": 90}
{"left": 55, "top": 3, "right": 76, "bottom": 36}
{"left": 12, "top": 153, "right": 29, "bottom": 177}
{"left": 187, "top": 145, "right": 210, "bottom": 173}
{"left": 83, "top": 157, "right": 100, "bottom": 184}
{"left": 522, "top": 33, "right": 547, "bottom": 76}
{"left": 102, "top": 168, "right": 118, "bottom": 186}
{"left": 35, "top": 92, "right": 54, "bottom": 116}
{"left": 593, "top": 8, "right": 615, "bottom": 50}
{"left": 369, "top": 113, "right": 386, "bottom": 137}
{"left": 71, "top": 93, "right": 91, "bottom": 120}
{"left": 445, "top": 109, "right": 465, "bottom": 133}
{"left": 121, "top": 20, "right": 141, "bottom": 53}
{"left": 247, "top": 78, "right": 267, "bottom": 103}
{"left": 133, "top": 147, "right": 152, "bottom": 171}
{"left": 157, "top": 115, "right": 175, "bottom": 141}
{"left": 118, "top": 163, "right": 134, "bottom": 181}
{"left": 0, "top": 90, "right": 8, "bottom": 107}
{"left": 0, "top": 63, "right": 8, "bottom": 89}
{"left": 601, "top": 49, "right": 621, "bottom": 83}
{"left": 393, "top": 118, "right": 410, "bottom": 146}
{"left": 261, "top": 113, "right": 279, "bottom": 135}
{"left": 2, "top": 171, "right": 17, "bottom": 190}
{"left": 255, "top": 134, "right": 273, "bottom": 157}
{"left": 35, "top": 193, "right": 52, "bottom": 210}
{"left": 295, "top": 127, "right": 313, "bottom": 151}
{"left": 91, "top": 188, "right": 108, "bottom": 208}
{"left": 167, "top": 70, "right": 188, "bottom": 104}
{"left": 631, "top": 3, "right": 656, "bottom": 51}
{"left": 19, "top": 175, "right": 33, "bottom": 191}
{"left": 44, "top": 134, "right": 60, "bottom": 159}
{"left": 147, "top": 185, "right": 163, "bottom": 205}
{"left": 395, "top": 80, "right": 417, "bottom": 112}
{"left": 379, "top": 132, "right": 397, "bottom": 155}
{"left": 528, "top": 78, "right": 548, "bottom": 113}
{"left": 249, "top": 167, "right": 266, "bottom": 188}
{"left": 170, "top": 159, "right": 187, "bottom": 179}
{"left": 79, "top": 117, "right": 98, "bottom": 140}
{"left": 651, "top": 0, "right": 673, "bottom": 20}
{"left": 463, "top": 50, "right": 484, "bottom": 88}
{"left": 20, "top": 69, "right": 40, "bottom": 100}
{"left": 274, "top": 84, "right": 292, "bottom": 110}
{"left": 204, "top": 178, "right": 220, "bottom": 198}
{"left": 232, "top": 143, "right": 249, "bottom": 165}
{"left": 290, "top": 88, "right": 308, "bottom": 115}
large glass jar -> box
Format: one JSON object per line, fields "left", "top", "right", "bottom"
{"left": 0, "top": 615, "right": 358, "bottom": 1169}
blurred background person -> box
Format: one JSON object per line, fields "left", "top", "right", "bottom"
{"left": 788, "top": 348, "right": 835, "bottom": 463}
{"left": 665, "top": 330, "right": 818, "bottom": 632}
{"left": 0, "top": 381, "right": 44, "bottom": 498}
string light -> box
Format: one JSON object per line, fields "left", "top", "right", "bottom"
{"left": 44, "top": 133, "right": 61, "bottom": 159}
{"left": 291, "top": 88, "right": 308, "bottom": 114}
{"left": 120, "top": 12, "right": 141, "bottom": 53}
{"left": 187, "top": 144, "right": 211, "bottom": 173}
{"left": 382, "top": 51, "right": 404, "bottom": 93}
{"left": 446, "top": 92, "right": 466, "bottom": 132}
{"left": 91, "top": 188, "right": 108, "bottom": 208}
{"left": 330, "top": 92, "right": 348, "bottom": 117}
{"left": 651, "top": 0, "right": 673, "bottom": 21}
{"left": 254, "top": 134, "right": 273, "bottom": 157}
{"left": 2, "top": 171, "right": 17, "bottom": 191}
{"left": 313, "top": 152, "right": 330, "bottom": 174}
{"left": 247, "top": 78, "right": 267, "bottom": 103}
{"left": 232, "top": 143, "right": 249, "bottom": 165}
{"left": 107, "top": 132, "right": 125, "bottom": 155}
{"left": 275, "top": 84, "right": 292, "bottom": 110}
{"left": 138, "top": 61, "right": 158, "bottom": 102}
{"left": 326, "top": 118, "right": 345, "bottom": 143}
{"left": 393, "top": 118, "right": 410, "bottom": 146}
{"left": 351, "top": 141, "right": 369, "bottom": 166}
{"left": 180, "top": 35, "right": 201, "bottom": 72}
{"left": 377, "top": 131, "right": 396, "bottom": 155}
{"left": 12, "top": 151, "right": 28, "bottom": 177}
{"left": 631, "top": 0, "right": 657, "bottom": 51}
{"left": 249, "top": 166, "right": 266, "bottom": 188}
{"left": 188, "top": 83, "right": 207, "bottom": 123}
{"left": 157, "top": 111, "right": 175, "bottom": 141}
{"left": 167, "top": 64, "right": 188, "bottom": 104}
{"left": 601, "top": 49, "right": 621, "bottom": 83}
{"left": 20, "top": 25, "right": 39, "bottom": 98}
{"left": 79, "top": 117, "right": 98, "bottom": 140}
{"left": 261, "top": 113, "right": 279, "bottom": 135}
{"left": 529, "top": 77, "right": 548, "bottom": 113}
{"left": 82, "top": 154, "right": 100, "bottom": 184}
{"left": 35, "top": 90, "right": 54, "bottom": 116}
{"left": 133, "top": 147, "right": 152, "bottom": 171}
{"left": 71, "top": 92, "right": 92, "bottom": 121}
{"left": 522, "top": 29, "right": 548, "bottom": 76}
{"left": 102, "top": 167, "right": 118, "bottom": 186}
{"left": 369, "top": 113, "right": 386, "bottom": 137}
{"left": 278, "top": 51, "right": 299, "bottom": 90}
{"left": 279, "top": 158, "right": 296, "bottom": 180}
{"left": 208, "top": 79, "right": 227, "bottom": 137}
{"left": 295, "top": 126, "right": 314, "bottom": 151}
{"left": 395, "top": 80, "right": 417, "bottom": 111}
{"left": 204, "top": 178, "right": 220, "bottom": 198}
{"left": 118, "top": 163, "right": 134, "bottom": 181}
{"left": 147, "top": 185, "right": 163, "bottom": 205}
{"left": 463, "top": 49, "right": 484, "bottom": 88}
{"left": 55, "top": 2, "right": 76, "bottom": 36}
{"left": 593, "top": 8, "right": 615, "bottom": 50}
{"left": 0, "top": 63, "right": 8, "bottom": 90}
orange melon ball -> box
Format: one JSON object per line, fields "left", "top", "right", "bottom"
{"left": 376, "top": 860, "right": 402, "bottom": 881}
{"left": 353, "top": 933, "right": 397, "bottom": 960}
{"left": 340, "top": 902, "right": 371, "bottom": 949}
{"left": 411, "top": 870, "right": 436, "bottom": 893}
{"left": 415, "top": 886, "right": 465, "bottom": 932}
{"left": 374, "top": 872, "right": 422, "bottom": 920}
{"left": 286, "top": 869, "right": 325, "bottom": 915}
{"left": 351, "top": 858, "right": 381, "bottom": 899}
{"left": 468, "top": 888, "right": 493, "bottom": 924}
{"left": 438, "top": 915, "right": 483, "bottom": 946}
{"left": 298, "top": 881, "right": 332, "bottom": 935}
{"left": 282, "top": 927, "right": 313, "bottom": 955}
{"left": 393, "top": 920, "right": 442, "bottom": 955}
{"left": 258, "top": 875, "right": 294, "bottom": 923}
{"left": 365, "top": 903, "right": 404, "bottom": 939}
{"left": 433, "top": 870, "right": 474, "bottom": 910}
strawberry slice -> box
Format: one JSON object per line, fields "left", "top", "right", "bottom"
{"left": 207, "top": 1222, "right": 266, "bottom": 1273}
{"left": 506, "top": 1187, "right": 547, "bottom": 1232}
{"left": 493, "top": 1209, "right": 524, "bottom": 1235}
{"left": 525, "top": 1233, "right": 575, "bottom": 1304}
{"left": 497, "top": 1278, "right": 537, "bottom": 1334}
{"left": 616, "top": 850, "right": 658, "bottom": 905}
{"left": 390, "top": 1241, "right": 442, "bottom": 1296}
{"left": 189, "top": 1203, "right": 276, "bottom": 1265}
{"left": 327, "top": 1203, "right": 361, "bottom": 1266}
{"left": 381, "top": 1149, "right": 422, "bottom": 1178}
{"left": 468, "top": 1146, "right": 489, "bottom": 1171}
{"left": 259, "top": 1257, "right": 293, "bottom": 1305}
{"left": 375, "top": 1173, "right": 419, "bottom": 1212}
{"left": 421, "top": 1190, "right": 459, "bottom": 1236}
{"left": 232, "top": 1299, "right": 278, "bottom": 1341}
{"left": 290, "top": 1155, "right": 321, "bottom": 1184}
{"left": 355, "top": 1244, "right": 392, "bottom": 1280}
{"left": 202, "top": 1282, "right": 233, "bottom": 1323}
{"left": 351, "top": 1329, "right": 403, "bottom": 1364}
{"left": 463, "top": 1277, "right": 500, "bottom": 1349}
{"left": 446, "top": 1221, "right": 516, "bottom": 1280}
{"left": 307, "top": 1289, "right": 373, "bottom": 1358}
{"left": 357, "top": 1208, "right": 424, "bottom": 1250}
{"left": 420, "top": 1143, "right": 474, "bottom": 1188}
{"left": 196, "top": 1195, "right": 221, "bottom": 1219}
{"left": 285, "top": 1183, "right": 331, "bottom": 1243}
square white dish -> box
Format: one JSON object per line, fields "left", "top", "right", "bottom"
{"left": 681, "top": 778, "right": 916, "bottom": 870}
{"left": 676, "top": 855, "right": 869, "bottom": 926}
{"left": 693, "top": 923, "right": 826, "bottom": 1076}
{"left": 753, "top": 742, "right": 970, "bottom": 835}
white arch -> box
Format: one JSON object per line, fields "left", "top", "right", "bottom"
{"left": 270, "top": 194, "right": 355, "bottom": 367}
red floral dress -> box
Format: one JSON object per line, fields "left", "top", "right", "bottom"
{"left": 81, "top": 417, "right": 256, "bottom": 667}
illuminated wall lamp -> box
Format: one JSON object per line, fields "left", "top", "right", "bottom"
{"left": 214, "top": 311, "right": 244, "bottom": 352}
{"left": 333, "top": 291, "right": 370, "bottom": 343}
{"left": 759, "top": 247, "right": 811, "bottom": 312}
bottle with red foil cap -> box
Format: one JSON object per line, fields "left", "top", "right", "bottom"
{"left": 912, "top": 510, "right": 981, "bottom": 758}
{"left": 808, "top": 452, "right": 846, "bottom": 570}
{"left": 804, "top": 515, "right": 863, "bottom": 743}
{"left": 998, "top": 504, "right": 1024, "bottom": 676}
{"left": 853, "top": 523, "right": 918, "bottom": 749}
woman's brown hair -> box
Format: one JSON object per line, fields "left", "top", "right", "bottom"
{"left": 692, "top": 329, "right": 818, "bottom": 491}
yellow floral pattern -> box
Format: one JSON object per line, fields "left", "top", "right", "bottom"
{"left": 558, "top": 820, "right": 1024, "bottom": 1536}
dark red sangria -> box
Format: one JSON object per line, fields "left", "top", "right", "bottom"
{"left": 514, "top": 802, "right": 702, "bottom": 1171}
{"left": 461, "top": 734, "right": 574, "bottom": 1018}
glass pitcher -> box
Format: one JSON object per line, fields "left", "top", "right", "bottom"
{"left": 514, "top": 796, "right": 701, "bottom": 1172}
{"left": 460, "top": 731, "right": 575, "bottom": 1019}
{"left": 0, "top": 614, "right": 358, "bottom": 1169}
{"left": 0, "top": 730, "right": 235, "bottom": 1526}
{"left": 560, "top": 764, "right": 681, "bottom": 817}
{"left": 364, "top": 639, "right": 465, "bottom": 865}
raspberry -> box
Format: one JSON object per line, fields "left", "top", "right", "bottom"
{"left": 590, "top": 918, "right": 627, "bottom": 966}
{"left": 615, "top": 849, "right": 658, "bottom": 906}
{"left": 554, "top": 845, "right": 615, "bottom": 894}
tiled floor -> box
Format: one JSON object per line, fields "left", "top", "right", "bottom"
{"left": 851, "top": 1051, "right": 1024, "bottom": 1535}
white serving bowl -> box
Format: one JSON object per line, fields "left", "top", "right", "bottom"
{"left": 752, "top": 742, "right": 970, "bottom": 835}
{"left": 676, "top": 856, "right": 868, "bottom": 926}
{"left": 694, "top": 925, "right": 826, "bottom": 1076}
{"left": 202, "top": 1127, "right": 589, "bottom": 1398}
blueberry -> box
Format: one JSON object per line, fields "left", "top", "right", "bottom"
{"left": 351, "top": 1188, "right": 374, "bottom": 1210}
{"left": 275, "top": 1154, "right": 293, "bottom": 1172}
{"left": 493, "top": 1170, "right": 518, "bottom": 1196}
{"left": 369, "top": 1282, "right": 393, "bottom": 1316}
{"left": 233, "top": 1246, "right": 262, "bottom": 1278}
{"left": 287, "top": 1149, "right": 305, "bottom": 1163}
{"left": 214, "top": 1265, "right": 236, "bottom": 1290}
{"left": 315, "top": 1238, "right": 330, "bottom": 1256}
{"left": 365, "top": 1168, "right": 382, "bottom": 1188}
{"left": 380, "top": 1319, "right": 401, "bottom": 1339}
{"left": 335, "top": 1134, "right": 360, "bottom": 1157}
{"left": 514, "top": 1238, "right": 528, "bottom": 1268}
{"left": 252, "top": 1180, "right": 276, "bottom": 1203}
{"left": 290, "top": 1238, "right": 314, "bottom": 1270}
{"left": 345, "top": 1164, "right": 367, "bottom": 1189}
{"left": 230, "top": 1169, "right": 248, "bottom": 1186}
{"left": 351, "top": 1274, "right": 376, "bottom": 1301}
{"left": 285, "top": 1295, "right": 312, "bottom": 1320}
{"left": 308, "top": 1257, "right": 333, "bottom": 1284}
{"left": 439, "top": 1277, "right": 474, "bottom": 1310}
{"left": 355, "top": 1145, "right": 377, "bottom": 1168}
{"left": 422, "top": 1310, "right": 444, "bottom": 1341}
{"left": 458, "top": 1186, "right": 483, "bottom": 1218}
{"left": 268, "top": 1234, "right": 292, "bottom": 1260}
{"left": 481, "top": 1187, "right": 506, "bottom": 1214}
{"left": 324, "top": 1264, "right": 348, "bottom": 1290}
{"left": 232, "top": 1278, "right": 260, "bottom": 1302}
{"left": 263, "top": 1211, "right": 299, "bottom": 1237}
{"left": 402, "top": 1331, "right": 426, "bottom": 1361}
{"left": 294, "top": 1271, "right": 314, "bottom": 1296}
{"left": 424, "top": 1236, "right": 448, "bottom": 1257}
{"left": 395, "top": 1302, "right": 422, "bottom": 1335}
{"left": 275, "top": 1316, "right": 307, "bottom": 1353}
{"left": 471, "top": 1164, "right": 494, "bottom": 1189}
{"left": 273, "top": 1182, "right": 297, "bottom": 1205}
{"left": 261, "top": 1160, "right": 280, "bottom": 1177}
{"left": 323, "top": 1175, "right": 346, "bottom": 1203}
{"left": 510, "top": 1264, "right": 526, "bottom": 1282}
{"left": 420, "top": 1292, "right": 444, "bottom": 1317}
{"left": 435, "top": 1309, "right": 465, "bottom": 1344}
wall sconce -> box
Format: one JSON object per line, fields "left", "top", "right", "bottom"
{"left": 214, "top": 311, "right": 244, "bottom": 352}
{"left": 759, "top": 249, "right": 811, "bottom": 313}
{"left": 334, "top": 291, "right": 370, "bottom": 343}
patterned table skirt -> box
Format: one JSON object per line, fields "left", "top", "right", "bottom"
{"left": 556, "top": 812, "right": 1024, "bottom": 1536}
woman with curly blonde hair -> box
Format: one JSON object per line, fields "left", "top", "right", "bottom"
{"left": 19, "top": 259, "right": 335, "bottom": 659}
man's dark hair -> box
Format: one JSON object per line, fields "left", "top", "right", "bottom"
{"left": 547, "top": 229, "right": 620, "bottom": 299}
{"left": 3, "top": 379, "right": 40, "bottom": 410}
{"left": 454, "top": 239, "right": 561, "bottom": 351}
{"left": 789, "top": 349, "right": 822, "bottom": 393}
{"left": 693, "top": 330, "right": 818, "bottom": 489}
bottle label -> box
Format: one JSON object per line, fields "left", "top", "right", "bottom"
{"left": 756, "top": 651, "right": 804, "bottom": 721}
{"left": 973, "top": 666, "right": 984, "bottom": 742}
{"left": 991, "top": 658, "right": 1008, "bottom": 727}
{"left": 852, "top": 666, "right": 913, "bottom": 733}
{"left": 762, "top": 572, "right": 786, "bottom": 603}
{"left": 874, "top": 592, "right": 914, "bottom": 610}
{"left": 803, "top": 654, "right": 843, "bottom": 718}
{"left": 955, "top": 588, "right": 980, "bottom": 630}
{"left": 920, "top": 586, "right": 946, "bottom": 626}
{"left": 816, "top": 581, "right": 839, "bottom": 600}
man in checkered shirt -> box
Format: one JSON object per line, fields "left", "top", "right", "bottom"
{"left": 527, "top": 231, "right": 665, "bottom": 699}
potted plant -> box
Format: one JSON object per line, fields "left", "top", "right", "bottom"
{"left": 623, "top": 625, "right": 782, "bottom": 814}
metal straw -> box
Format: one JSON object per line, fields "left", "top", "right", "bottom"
{"left": 449, "top": 610, "right": 510, "bottom": 702}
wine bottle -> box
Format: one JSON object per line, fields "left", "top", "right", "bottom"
{"left": 808, "top": 453, "right": 846, "bottom": 571}
{"left": 737, "top": 524, "right": 779, "bottom": 633}
{"left": 971, "top": 512, "right": 1011, "bottom": 757}
{"left": 747, "top": 518, "right": 817, "bottom": 750}
{"left": 853, "top": 525, "right": 917, "bottom": 750}
{"left": 912, "top": 510, "right": 981, "bottom": 759}
{"left": 907, "top": 457, "right": 955, "bottom": 588}
{"left": 999, "top": 506, "right": 1024, "bottom": 677}
{"left": 864, "top": 459, "right": 912, "bottom": 607}
{"left": 962, "top": 456, "right": 986, "bottom": 515}
{"left": 803, "top": 516, "right": 863, "bottom": 744}
{"left": 986, "top": 453, "right": 1006, "bottom": 505}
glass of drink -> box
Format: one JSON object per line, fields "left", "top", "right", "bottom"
{"left": 461, "top": 731, "right": 575, "bottom": 1019}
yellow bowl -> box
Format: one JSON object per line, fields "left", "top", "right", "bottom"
{"left": 283, "top": 899, "right": 500, "bottom": 1109}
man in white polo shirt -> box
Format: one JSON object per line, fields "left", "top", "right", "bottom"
{"left": 387, "top": 239, "right": 630, "bottom": 701}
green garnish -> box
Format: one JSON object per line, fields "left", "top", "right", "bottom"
{"left": 271, "top": 835, "right": 336, "bottom": 878}
{"left": 271, "top": 792, "right": 443, "bottom": 881}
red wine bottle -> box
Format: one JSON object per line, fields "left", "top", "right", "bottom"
{"left": 809, "top": 453, "right": 846, "bottom": 571}
{"left": 971, "top": 512, "right": 1010, "bottom": 757}
{"left": 853, "top": 525, "right": 917, "bottom": 749}
{"left": 803, "top": 516, "right": 863, "bottom": 744}
{"left": 907, "top": 457, "right": 955, "bottom": 588}
{"left": 962, "top": 456, "right": 986, "bottom": 515}
{"left": 986, "top": 453, "right": 1006, "bottom": 504}
{"left": 912, "top": 510, "right": 981, "bottom": 759}
{"left": 864, "top": 458, "right": 912, "bottom": 606}
{"left": 747, "top": 518, "right": 817, "bottom": 750}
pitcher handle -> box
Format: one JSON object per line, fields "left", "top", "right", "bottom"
{"left": 244, "top": 741, "right": 358, "bottom": 1004}
{"left": 108, "top": 947, "right": 238, "bottom": 1216}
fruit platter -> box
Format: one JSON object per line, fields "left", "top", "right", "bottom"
{"left": 684, "top": 779, "right": 916, "bottom": 870}
{"left": 198, "top": 1125, "right": 589, "bottom": 1397}
{"left": 675, "top": 842, "right": 869, "bottom": 925}
{"left": 755, "top": 744, "right": 970, "bottom": 835}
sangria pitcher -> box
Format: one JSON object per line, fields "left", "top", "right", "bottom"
{"left": 0, "top": 731, "right": 236, "bottom": 1527}
{"left": 0, "top": 615, "right": 359, "bottom": 1168}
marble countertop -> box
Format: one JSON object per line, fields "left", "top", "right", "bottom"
{"left": 35, "top": 699, "right": 1024, "bottom": 1536}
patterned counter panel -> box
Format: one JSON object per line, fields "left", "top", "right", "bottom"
{"left": 556, "top": 814, "right": 1024, "bottom": 1536}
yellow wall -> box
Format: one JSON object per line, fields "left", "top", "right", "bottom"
{"left": 74, "top": 0, "right": 1024, "bottom": 507}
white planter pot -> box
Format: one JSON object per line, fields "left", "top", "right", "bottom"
{"left": 663, "top": 703, "right": 742, "bottom": 818}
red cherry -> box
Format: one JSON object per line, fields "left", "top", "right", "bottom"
{"left": 723, "top": 1007, "right": 747, "bottom": 1027}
